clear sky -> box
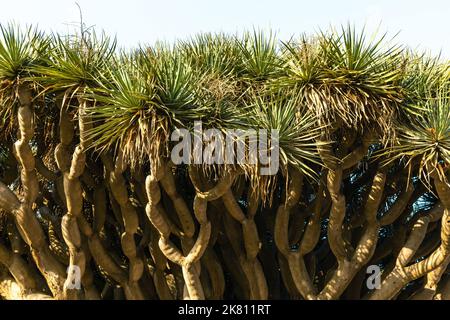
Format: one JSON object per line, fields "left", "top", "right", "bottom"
{"left": 0, "top": 0, "right": 448, "bottom": 57}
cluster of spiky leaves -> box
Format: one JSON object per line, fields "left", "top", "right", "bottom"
{"left": 31, "top": 30, "right": 116, "bottom": 93}
{"left": 0, "top": 23, "right": 449, "bottom": 185}
{"left": 380, "top": 56, "right": 450, "bottom": 183}
{"left": 383, "top": 89, "right": 450, "bottom": 183}
{"left": 274, "top": 26, "right": 405, "bottom": 142}
{"left": 0, "top": 24, "right": 48, "bottom": 137}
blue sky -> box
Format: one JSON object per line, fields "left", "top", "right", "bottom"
{"left": 0, "top": 0, "right": 448, "bottom": 57}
